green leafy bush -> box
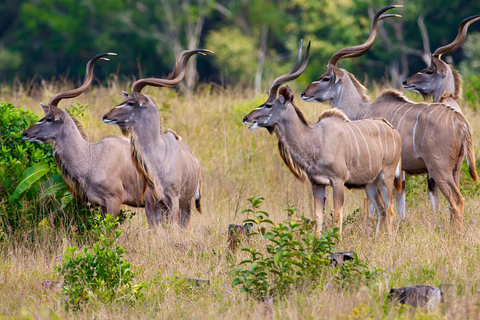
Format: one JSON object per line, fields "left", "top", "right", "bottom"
{"left": 0, "top": 102, "right": 109, "bottom": 237}
{"left": 0, "top": 102, "right": 59, "bottom": 231}
{"left": 55, "top": 214, "right": 145, "bottom": 310}
{"left": 231, "top": 196, "right": 380, "bottom": 300}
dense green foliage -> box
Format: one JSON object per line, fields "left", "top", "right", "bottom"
{"left": 231, "top": 197, "right": 380, "bottom": 299}
{"left": 1, "top": 0, "right": 479, "bottom": 88}
{"left": 55, "top": 215, "right": 145, "bottom": 310}
{"left": 0, "top": 102, "right": 58, "bottom": 232}
{"left": 0, "top": 102, "right": 105, "bottom": 237}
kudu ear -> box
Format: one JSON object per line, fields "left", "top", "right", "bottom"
{"left": 333, "top": 69, "right": 344, "bottom": 84}
{"left": 431, "top": 57, "right": 448, "bottom": 77}
{"left": 40, "top": 103, "right": 50, "bottom": 115}
{"left": 278, "top": 86, "right": 294, "bottom": 104}
{"left": 122, "top": 91, "right": 130, "bottom": 100}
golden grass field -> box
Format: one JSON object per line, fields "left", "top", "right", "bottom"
{"left": 1, "top": 78, "right": 480, "bottom": 319}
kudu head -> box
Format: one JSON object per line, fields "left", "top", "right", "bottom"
{"left": 102, "top": 49, "right": 212, "bottom": 132}
{"left": 243, "top": 41, "right": 310, "bottom": 132}
{"left": 301, "top": 5, "right": 402, "bottom": 103}
{"left": 403, "top": 14, "right": 480, "bottom": 99}
{"left": 23, "top": 53, "right": 115, "bottom": 144}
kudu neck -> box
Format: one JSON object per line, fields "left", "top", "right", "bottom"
{"left": 274, "top": 105, "right": 315, "bottom": 151}
{"left": 53, "top": 116, "right": 89, "bottom": 154}
{"left": 131, "top": 107, "right": 164, "bottom": 147}
{"left": 434, "top": 71, "right": 455, "bottom": 103}
{"left": 332, "top": 77, "right": 369, "bottom": 120}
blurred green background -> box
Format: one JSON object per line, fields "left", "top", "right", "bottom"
{"left": 1, "top": 0, "right": 479, "bottom": 90}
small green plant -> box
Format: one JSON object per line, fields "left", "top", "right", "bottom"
{"left": 65, "top": 103, "right": 90, "bottom": 118}
{"left": 55, "top": 214, "right": 145, "bottom": 310}
{"left": 232, "top": 196, "right": 380, "bottom": 300}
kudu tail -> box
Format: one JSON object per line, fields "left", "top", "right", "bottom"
{"left": 195, "top": 179, "right": 202, "bottom": 214}
{"left": 464, "top": 125, "right": 479, "bottom": 183}
{"left": 394, "top": 160, "right": 403, "bottom": 194}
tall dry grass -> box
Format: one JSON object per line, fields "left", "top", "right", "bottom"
{"left": 1, "top": 79, "right": 480, "bottom": 319}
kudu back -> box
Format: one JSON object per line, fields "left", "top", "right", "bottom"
{"left": 103, "top": 49, "right": 211, "bottom": 228}
{"left": 243, "top": 41, "right": 402, "bottom": 235}
{"left": 23, "top": 53, "right": 144, "bottom": 217}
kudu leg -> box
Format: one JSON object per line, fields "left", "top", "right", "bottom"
{"left": 381, "top": 172, "right": 396, "bottom": 235}
{"left": 366, "top": 181, "right": 383, "bottom": 235}
{"left": 105, "top": 199, "right": 122, "bottom": 220}
{"left": 180, "top": 200, "right": 192, "bottom": 228}
{"left": 331, "top": 182, "right": 344, "bottom": 234}
{"left": 394, "top": 171, "right": 406, "bottom": 220}
{"left": 435, "top": 176, "right": 465, "bottom": 232}
{"left": 427, "top": 175, "right": 440, "bottom": 213}
{"left": 453, "top": 149, "right": 465, "bottom": 186}
{"left": 312, "top": 184, "right": 326, "bottom": 232}
{"left": 165, "top": 195, "right": 181, "bottom": 226}
{"left": 145, "top": 200, "right": 157, "bottom": 227}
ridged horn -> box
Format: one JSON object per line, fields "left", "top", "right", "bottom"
{"left": 269, "top": 41, "right": 311, "bottom": 99}
{"left": 167, "top": 50, "right": 190, "bottom": 80}
{"left": 132, "top": 49, "right": 213, "bottom": 93}
{"left": 328, "top": 5, "right": 402, "bottom": 66}
{"left": 49, "top": 53, "right": 116, "bottom": 107}
{"left": 433, "top": 14, "right": 480, "bottom": 58}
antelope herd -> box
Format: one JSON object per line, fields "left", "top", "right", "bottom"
{"left": 22, "top": 6, "right": 480, "bottom": 235}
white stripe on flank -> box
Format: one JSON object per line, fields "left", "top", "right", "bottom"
{"left": 412, "top": 108, "right": 427, "bottom": 154}
{"left": 396, "top": 105, "right": 415, "bottom": 128}
{"left": 431, "top": 108, "right": 448, "bottom": 136}
{"left": 370, "top": 120, "right": 383, "bottom": 153}
{"left": 346, "top": 124, "right": 361, "bottom": 167}
{"left": 451, "top": 111, "right": 455, "bottom": 132}
{"left": 363, "top": 121, "right": 381, "bottom": 167}
{"left": 351, "top": 121, "right": 371, "bottom": 171}
{"left": 421, "top": 105, "right": 442, "bottom": 146}
{"left": 389, "top": 103, "right": 409, "bottom": 126}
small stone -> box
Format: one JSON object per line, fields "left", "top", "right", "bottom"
{"left": 389, "top": 285, "right": 443, "bottom": 312}
{"left": 186, "top": 278, "right": 210, "bottom": 287}
{"left": 329, "top": 251, "right": 355, "bottom": 267}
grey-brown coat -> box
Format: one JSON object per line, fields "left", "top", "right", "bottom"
{"left": 244, "top": 42, "right": 402, "bottom": 234}
{"left": 22, "top": 53, "right": 144, "bottom": 217}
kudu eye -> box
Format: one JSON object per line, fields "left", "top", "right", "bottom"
{"left": 322, "top": 77, "right": 330, "bottom": 82}
{"left": 426, "top": 70, "right": 434, "bottom": 75}
{"left": 46, "top": 117, "right": 53, "bottom": 122}
{"left": 265, "top": 104, "right": 273, "bottom": 108}
{"left": 127, "top": 102, "right": 134, "bottom": 106}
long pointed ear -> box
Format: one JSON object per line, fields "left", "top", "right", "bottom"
{"left": 40, "top": 103, "right": 50, "bottom": 115}
{"left": 431, "top": 57, "right": 448, "bottom": 77}
{"left": 333, "top": 69, "right": 344, "bottom": 84}
{"left": 122, "top": 91, "right": 130, "bottom": 100}
{"left": 278, "top": 85, "right": 294, "bottom": 105}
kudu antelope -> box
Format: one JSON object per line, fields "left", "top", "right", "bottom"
{"left": 22, "top": 53, "right": 144, "bottom": 218}
{"left": 301, "top": 7, "right": 478, "bottom": 231}
{"left": 403, "top": 14, "right": 480, "bottom": 110}
{"left": 243, "top": 41, "right": 402, "bottom": 234}
{"left": 102, "top": 49, "right": 211, "bottom": 227}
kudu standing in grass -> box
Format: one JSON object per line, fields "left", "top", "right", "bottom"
{"left": 22, "top": 53, "right": 145, "bottom": 218}
{"left": 403, "top": 14, "right": 480, "bottom": 111}
{"left": 243, "top": 41, "right": 402, "bottom": 234}
{"left": 301, "top": 7, "right": 478, "bottom": 231}
{"left": 102, "top": 50, "right": 210, "bottom": 228}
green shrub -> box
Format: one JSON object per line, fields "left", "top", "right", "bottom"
{"left": 55, "top": 214, "right": 145, "bottom": 310}
{"left": 0, "top": 102, "right": 59, "bottom": 232}
{"left": 0, "top": 102, "right": 111, "bottom": 237}
{"left": 231, "top": 196, "right": 380, "bottom": 300}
